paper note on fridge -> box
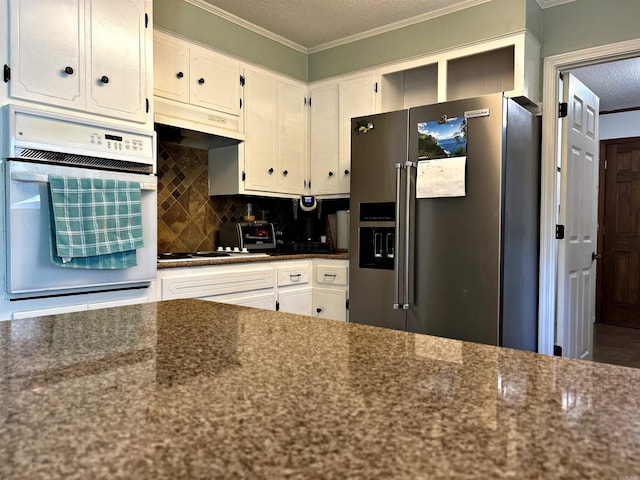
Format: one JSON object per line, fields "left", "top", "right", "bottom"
{"left": 416, "top": 157, "right": 466, "bottom": 198}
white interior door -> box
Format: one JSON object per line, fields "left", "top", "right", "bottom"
{"left": 556, "top": 73, "right": 599, "bottom": 360}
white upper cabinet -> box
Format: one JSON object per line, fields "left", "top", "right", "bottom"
{"left": 309, "top": 82, "right": 340, "bottom": 195}
{"left": 189, "top": 47, "right": 241, "bottom": 116}
{"left": 309, "top": 73, "right": 377, "bottom": 196}
{"left": 9, "top": 0, "right": 84, "bottom": 109}
{"left": 8, "top": 0, "right": 150, "bottom": 124}
{"left": 338, "top": 74, "right": 377, "bottom": 193}
{"left": 86, "top": 0, "right": 147, "bottom": 121}
{"left": 209, "top": 66, "right": 307, "bottom": 198}
{"left": 241, "top": 66, "right": 307, "bottom": 195}
{"left": 152, "top": 31, "right": 190, "bottom": 102}
{"left": 153, "top": 29, "right": 242, "bottom": 137}
{"left": 243, "top": 66, "right": 278, "bottom": 192}
{"left": 277, "top": 80, "right": 307, "bottom": 194}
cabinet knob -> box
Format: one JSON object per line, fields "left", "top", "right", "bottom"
{"left": 177, "top": 71, "right": 184, "bottom": 79}
{"left": 316, "top": 307, "right": 322, "bottom": 313}
{"left": 344, "top": 169, "right": 350, "bottom": 175}
{"left": 328, "top": 171, "right": 334, "bottom": 177}
{"left": 100, "top": 75, "right": 109, "bottom": 84}
{"left": 198, "top": 77, "right": 205, "bottom": 85}
{"left": 268, "top": 168, "right": 274, "bottom": 174}
{"left": 64, "top": 66, "right": 74, "bottom": 75}
{"left": 282, "top": 170, "right": 288, "bottom": 176}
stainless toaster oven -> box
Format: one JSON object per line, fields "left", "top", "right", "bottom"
{"left": 218, "top": 222, "right": 276, "bottom": 251}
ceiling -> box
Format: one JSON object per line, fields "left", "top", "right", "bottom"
{"left": 195, "top": 0, "right": 638, "bottom": 112}
{"left": 198, "top": 0, "right": 491, "bottom": 50}
{"left": 569, "top": 57, "right": 640, "bottom": 112}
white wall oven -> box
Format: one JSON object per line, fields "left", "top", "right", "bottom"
{"left": 2, "top": 106, "right": 157, "bottom": 298}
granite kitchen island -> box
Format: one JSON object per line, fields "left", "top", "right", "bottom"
{"left": 1, "top": 299, "right": 639, "bottom": 479}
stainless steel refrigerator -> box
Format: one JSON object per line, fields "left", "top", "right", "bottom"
{"left": 348, "top": 93, "right": 540, "bottom": 351}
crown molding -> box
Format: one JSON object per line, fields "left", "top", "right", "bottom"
{"left": 184, "top": 0, "right": 494, "bottom": 54}
{"left": 308, "top": 0, "right": 492, "bottom": 53}
{"left": 536, "top": 0, "right": 577, "bottom": 8}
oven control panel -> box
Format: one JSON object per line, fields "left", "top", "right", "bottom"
{"left": 6, "top": 106, "right": 155, "bottom": 167}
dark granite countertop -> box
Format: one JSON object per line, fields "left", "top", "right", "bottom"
{"left": 1, "top": 299, "right": 639, "bottom": 479}
{"left": 157, "top": 252, "right": 348, "bottom": 269}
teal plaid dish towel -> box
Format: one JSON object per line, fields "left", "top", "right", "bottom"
{"left": 48, "top": 176, "right": 144, "bottom": 269}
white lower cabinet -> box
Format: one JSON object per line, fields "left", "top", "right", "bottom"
{"left": 160, "top": 265, "right": 276, "bottom": 300}
{"left": 157, "top": 259, "right": 349, "bottom": 321}
{"left": 205, "top": 291, "right": 276, "bottom": 310}
{"left": 312, "top": 288, "right": 347, "bottom": 322}
{"left": 276, "top": 260, "right": 312, "bottom": 315}
{"left": 312, "top": 259, "right": 349, "bottom": 322}
{"left": 278, "top": 287, "right": 312, "bottom": 316}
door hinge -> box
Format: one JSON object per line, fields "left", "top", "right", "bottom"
{"left": 374, "top": 82, "right": 378, "bottom": 93}
{"left": 553, "top": 345, "right": 563, "bottom": 356}
{"left": 240, "top": 75, "right": 245, "bottom": 86}
{"left": 145, "top": 13, "right": 149, "bottom": 28}
{"left": 242, "top": 171, "right": 246, "bottom": 182}
{"left": 3, "top": 64, "right": 10, "bottom": 82}
{"left": 558, "top": 102, "right": 568, "bottom": 118}
{"left": 555, "top": 224, "right": 565, "bottom": 239}
{"left": 275, "top": 301, "right": 280, "bottom": 311}
{"left": 145, "top": 98, "right": 149, "bottom": 113}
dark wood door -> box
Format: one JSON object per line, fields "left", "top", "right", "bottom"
{"left": 601, "top": 138, "right": 640, "bottom": 327}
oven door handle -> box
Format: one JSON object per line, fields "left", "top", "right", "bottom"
{"left": 10, "top": 172, "right": 157, "bottom": 191}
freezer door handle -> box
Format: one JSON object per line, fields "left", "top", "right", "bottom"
{"left": 403, "top": 161, "right": 415, "bottom": 309}
{"left": 393, "top": 163, "right": 403, "bottom": 309}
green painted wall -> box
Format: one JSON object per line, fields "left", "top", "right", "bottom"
{"left": 542, "top": 0, "right": 640, "bottom": 58}
{"left": 307, "top": 0, "right": 527, "bottom": 81}
{"left": 153, "top": 0, "right": 640, "bottom": 85}
{"left": 152, "top": 0, "right": 308, "bottom": 81}
{"left": 526, "top": 0, "right": 543, "bottom": 42}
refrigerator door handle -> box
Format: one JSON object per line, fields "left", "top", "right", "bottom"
{"left": 403, "top": 161, "right": 415, "bottom": 309}
{"left": 393, "top": 162, "right": 403, "bottom": 309}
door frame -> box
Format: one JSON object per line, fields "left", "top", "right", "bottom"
{"left": 538, "top": 38, "right": 640, "bottom": 355}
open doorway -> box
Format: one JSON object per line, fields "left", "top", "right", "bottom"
{"left": 538, "top": 39, "right": 640, "bottom": 360}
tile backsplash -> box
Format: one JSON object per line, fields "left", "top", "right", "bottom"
{"left": 157, "top": 142, "right": 295, "bottom": 253}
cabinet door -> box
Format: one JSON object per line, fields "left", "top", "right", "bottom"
{"left": 86, "top": 0, "right": 147, "bottom": 122}
{"left": 190, "top": 48, "right": 241, "bottom": 116}
{"left": 313, "top": 288, "right": 347, "bottom": 322}
{"left": 243, "top": 68, "right": 278, "bottom": 192}
{"left": 9, "top": 0, "right": 84, "bottom": 108}
{"left": 153, "top": 31, "right": 190, "bottom": 102}
{"left": 339, "top": 74, "right": 377, "bottom": 192}
{"left": 278, "top": 287, "right": 312, "bottom": 316}
{"left": 208, "top": 291, "right": 276, "bottom": 311}
{"left": 309, "top": 82, "right": 340, "bottom": 194}
{"left": 278, "top": 80, "right": 307, "bottom": 194}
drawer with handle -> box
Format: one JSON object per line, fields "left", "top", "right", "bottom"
{"left": 315, "top": 264, "right": 348, "bottom": 286}
{"left": 277, "top": 262, "right": 311, "bottom": 287}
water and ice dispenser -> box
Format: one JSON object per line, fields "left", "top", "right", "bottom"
{"left": 358, "top": 202, "right": 395, "bottom": 270}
